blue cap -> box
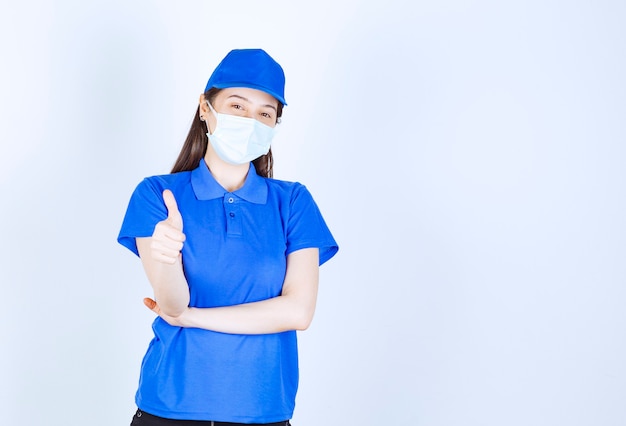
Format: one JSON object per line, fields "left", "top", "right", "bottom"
{"left": 204, "top": 49, "right": 287, "bottom": 106}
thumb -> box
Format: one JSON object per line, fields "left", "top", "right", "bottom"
{"left": 162, "top": 189, "right": 183, "bottom": 230}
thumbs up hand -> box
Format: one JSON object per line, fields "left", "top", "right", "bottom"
{"left": 150, "top": 189, "right": 186, "bottom": 264}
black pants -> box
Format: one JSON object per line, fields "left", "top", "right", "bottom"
{"left": 130, "top": 409, "right": 291, "bottom": 426}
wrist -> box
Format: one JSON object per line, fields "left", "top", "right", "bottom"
{"left": 179, "top": 307, "right": 199, "bottom": 328}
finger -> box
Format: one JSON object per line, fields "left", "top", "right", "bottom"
{"left": 143, "top": 297, "right": 157, "bottom": 310}
{"left": 144, "top": 297, "right": 163, "bottom": 316}
{"left": 163, "top": 190, "right": 183, "bottom": 231}
{"left": 151, "top": 239, "right": 184, "bottom": 255}
{"left": 151, "top": 238, "right": 184, "bottom": 261}
{"left": 153, "top": 222, "right": 186, "bottom": 243}
{"left": 151, "top": 251, "right": 182, "bottom": 265}
{"left": 151, "top": 252, "right": 180, "bottom": 264}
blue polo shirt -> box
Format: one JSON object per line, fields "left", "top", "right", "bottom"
{"left": 117, "top": 159, "right": 338, "bottom": 422}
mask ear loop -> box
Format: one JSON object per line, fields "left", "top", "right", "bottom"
{"left": 204, "top": 100, "right": 218, "bottom": 135}
{"left": 206, "top": 100, "right": 217, "bottom": 116}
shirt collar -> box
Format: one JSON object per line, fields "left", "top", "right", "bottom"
{"left": 191, "top": 158, "right": 268, "bottom": 204}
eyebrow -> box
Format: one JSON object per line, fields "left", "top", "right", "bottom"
{"left": 226, "top": 94, "right": 277, "bottom": 112}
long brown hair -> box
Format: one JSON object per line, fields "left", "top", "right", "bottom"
{"left": 171, "top": 88, "right": 283, "bottom": 178}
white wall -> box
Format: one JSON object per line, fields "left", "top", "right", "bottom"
{"left": 1, "top": 1, "right": 625, "bottom": 425}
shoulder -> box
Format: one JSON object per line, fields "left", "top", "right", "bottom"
{"left": 264, "top": 178, "right": 324, "bottom": 218}
{"left": 125, "top": 171, "right": 195, "bottom": 211}
{"left": 264, "top": 177, "right": 310, "bottom": 200}
{"left": 268, "top": 178, "right": 338, "bottom": 264}
{"left": 136, "top": 171, "right": 193, "bottom": 194}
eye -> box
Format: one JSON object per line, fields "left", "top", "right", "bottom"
{"left": 260, "top": 112, "right": 273, "bottom": 119}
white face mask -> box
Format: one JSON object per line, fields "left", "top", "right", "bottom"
{"left": 206, "top": 101, "right": 276, "bottom": 165}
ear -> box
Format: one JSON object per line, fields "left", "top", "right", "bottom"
{"left": 199, "top": 94, "right": 217, "bottom": 134}
{"left": 198, "top": 94, "right": 209, "bottom": 121}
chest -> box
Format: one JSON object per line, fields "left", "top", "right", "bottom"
{"left": 179, "top": 198, "right": 288, "bottom": 306}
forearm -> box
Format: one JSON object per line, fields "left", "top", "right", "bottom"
{"left": 181, "top": 294, "right": 315, "bottom": 334}
{"left": 146, "top": 256, "right": 190, "bottom": 317}
{"left": 137, "top": 237, "right": 190, "bottom": 317}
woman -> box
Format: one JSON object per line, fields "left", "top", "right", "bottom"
{"left": 118, "top": 49, "right": 338, "bottom": 425}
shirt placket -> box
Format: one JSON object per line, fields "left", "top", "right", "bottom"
{"left": 224, "top": 194, "right": 242, "bottom": 236}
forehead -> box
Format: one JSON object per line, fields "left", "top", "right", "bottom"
{"left": 216, "top": 87, "right": 278, "bottom": 107}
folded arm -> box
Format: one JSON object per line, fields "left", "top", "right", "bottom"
{"left": 136, "top": 189, "right": 190, "bottom": 317}
{"left": 143, "top": 247, "right": 320, "bottom": 334}
{"left": 137, "top": 236, "right": 190, "bottom": 317}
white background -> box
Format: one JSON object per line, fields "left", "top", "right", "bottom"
{"left": 1, "top": 1, "right": 625, "bottom": 425}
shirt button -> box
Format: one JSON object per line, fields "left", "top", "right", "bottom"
{"left": 229, "top": 212, "right": 235, "bottom": 218}
{"left": 228, "top": 197, "right": 234, "bottom": 203}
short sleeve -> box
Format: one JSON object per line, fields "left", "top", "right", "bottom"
{"left": 117, "top": 178, "right": 168, "bottom": 256}
{"left": 286, "top": 184, "right": 338, "bottom": 266}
